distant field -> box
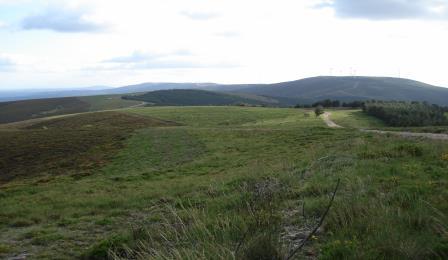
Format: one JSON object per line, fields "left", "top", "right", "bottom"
{"left": 0, "top": 97, "right": 89, "bottom": 124}
{"left": 123, "top": 89, "right": 280, "bottom": 106}
{"left": 0, "top": 107, "right": 447, "bottom": 259}
{"left": 78, "top": 95, "right": 142, "bottom": 111}
{"left": 327, "top": 109, "right": 385, "bottom": 128}
{"left": 0, "top": 95, "right": 142, "bottom": 124}
{"left": 331, "top": 109, "right": 448, "bottom": 134}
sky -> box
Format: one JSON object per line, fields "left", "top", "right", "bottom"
{"left": 1, "top": 0, "right": 448, "bottom": 90}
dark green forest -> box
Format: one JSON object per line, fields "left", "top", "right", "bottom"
{"left": 363, "top": 101, "right": 448, "bottom": 127}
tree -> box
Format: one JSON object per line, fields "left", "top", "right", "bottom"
{"left": 314, "top": 105, "right": 324, "bottom": 117}
{"left": 363, "top": 100, "right": 448, "bottom": 126}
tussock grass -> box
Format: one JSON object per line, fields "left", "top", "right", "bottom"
{"left": 0, "top": 107, "right": 447, "bottom": 259}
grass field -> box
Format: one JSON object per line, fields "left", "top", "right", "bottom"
{"left": 0, "top": 107, "right": 447, "bottom": 259}
{"left": 327, "top": 109, "right": 385, "bottom": 129}
{"left": 123, "top": 89, "right": 279, "bottom": 106}
{"left": 79, "top": 95, "right": 142, "bottom": 111}
{"left": 330, "top": 109, "right": 448, "bottom": 134}
{"left": 0, "top": 95, "right": 142, "bottom": 124}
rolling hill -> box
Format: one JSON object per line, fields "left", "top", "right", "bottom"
{"left": 3, "top": 76, "right": 448, "bottom": 105}
{"left": 227, "top": 76, "right": 448, "bottom": 105}
{"left": 0, "top": 95, "right": 142, "bottom": 124}
{"left": 1, "top": 106, "right": 447, "bottom": 259}
{"left": 122, "top": 89, "right": 282, "bottom": 106}
{"left": 0, "top": 83, "right": 216, "bottom": 102}
{"left": 2, "top": 76, "right": 448, "bottom": 124}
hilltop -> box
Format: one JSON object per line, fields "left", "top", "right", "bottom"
{"left": 0, "top": 95, "right": 142, "bottom": 124}
{"left": 3, "top": 76, "right": 448, "bottom": 106}
{"left": 227, "top": 76, "right": 448, "bottom": 105}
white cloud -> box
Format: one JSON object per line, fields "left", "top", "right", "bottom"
{"left": 21, "top": 4, "right": 110, "bottom": 32}
{"left": 0, "top": 55, "right": 14, "bottom": 70}
{"left": 101, "top": 49, "right": 236, "bottom": 70}
{"left": 213, "top": 31, "right": 240, "bottom": 38}
{"left": 0, "top": 0, "right": 447, "bottom": 88}
{"left": 180, "top": 10, "right": 220, "bottom": 20}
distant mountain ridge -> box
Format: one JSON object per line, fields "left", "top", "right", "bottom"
{"left": 1, "top": 76, "right": 448, "bottom": 105}
{"left": 225, "top": 76, "right": 448, "bottom": 105}
{"left": 0, "top": 83, "right": 216, "bottom": 102}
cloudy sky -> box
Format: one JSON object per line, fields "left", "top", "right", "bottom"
{"left": 1, "top": 0, "right": 448, "bottom": 89}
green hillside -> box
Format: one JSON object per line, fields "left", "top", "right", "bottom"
{"left": 1, "top": 107, "right": 447, "bottom": 259}
{"left": 0, "top": 95, "right": 142, "bottom": 124}
{"left": 230, "top": 76, "right": 448, "bottom": 105}
{"left": 123, "top": 89, "right": 280, "bottom": 106}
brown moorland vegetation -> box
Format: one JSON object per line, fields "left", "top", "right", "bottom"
{"left": 0, "top": 111, "right": 178, "bottom": 184}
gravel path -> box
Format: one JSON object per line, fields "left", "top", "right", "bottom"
{"left": 322, "top": 112, "right": 343, "bottom": 128}
{"left": 360, "top": 129, "right": 448, "bottom": 140}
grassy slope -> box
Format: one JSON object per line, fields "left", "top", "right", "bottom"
{"left": 78, "top": 95, "right": 142, "bottom": 111}
{"left": 329, "top": 110, "right": 385, "bottom": 129}
{"left": 0, "top": 97, "right": 90, "bottom": 124}
{"left": 0, "top": 111, "right": 177, "bottom": 183}
{"left": 124, "top": 89, "right": 278, "bottom": 106}
{"left": 233, "top": 76, "right": 448, "bottom": 105}
{"left": 0, "top": 107, "right": 447, "bottom": 259}
{"left": 0, "top": 95, "right": 142, "bottom": 124}
{"left": 331, "top": 109, "right": 448, "bottom": 134}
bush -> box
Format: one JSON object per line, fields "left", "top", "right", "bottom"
{"left": 315, "top": 106, "right": 324, "bottom": 117}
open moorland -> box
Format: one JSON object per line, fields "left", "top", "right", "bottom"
{"left": 0, "top": 106, "right": 447, "bottom": 259}
{"left": 0, "top": 95, "right": 143, "bottom": 124}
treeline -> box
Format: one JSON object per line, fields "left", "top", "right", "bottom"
{"left": 363, "top": 100, "right": 448, "bottom": 127}
{"left": 294, "top": 99, "right": 364, "bottom": 108}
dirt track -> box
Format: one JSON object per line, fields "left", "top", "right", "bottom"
{"left": 322, "top": 112, "right": 343, "bottom": 128}
{"left": 323, "top": 112, "right": 448, "bottom": 141}
{"left": 360, "top": 129, "right": 448, "bottom": 141}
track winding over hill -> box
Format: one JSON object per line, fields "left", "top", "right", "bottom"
{"left": 322, "top": 112, "right": 343, "bottom": 128}
{"left": 322, "top": 112, "right": 448, "bottom": 141}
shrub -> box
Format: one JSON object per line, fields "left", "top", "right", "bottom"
{"left": 314, "top": 106, "right": 324, "bottom": 117}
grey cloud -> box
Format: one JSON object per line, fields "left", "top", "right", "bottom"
{"left": 316, "top": 0, "right": 448, "bottom": 20}
{"left": 104, "top": 50, "right": 193, "bottom": 64}
{"left": 135, "top": 60, "right": 236, "bottom": 70}
{"left": 104, "top": 51, "right": 162, "bottom": 63}
{"left": 171, "top": 49, "right": 194, "bottom": 56}
{"left": 101, "top": 50, "right": 236, "bottom": 70}
{"left": 0, "top": 56, "right": 14, "bottom": 70}
{"left": 21, "top": 6, "right": 109, "bottom": 32}
{"left": 180, "top": 11, "right": 220, "bottom": 20}
{"left": 135, "top": 60, "right": 207, "bottom": 69}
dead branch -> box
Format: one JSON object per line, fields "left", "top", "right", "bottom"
{"left": 286, "top": 178, "right": 341, "bottom": 260}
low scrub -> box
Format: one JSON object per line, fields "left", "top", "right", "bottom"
{"left": 0, "top": 112, "right": 177, "bottom": 183}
